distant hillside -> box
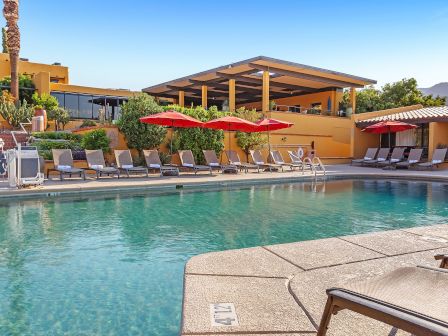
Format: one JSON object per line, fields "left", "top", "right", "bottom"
{"left": 420, "top": 82, "right": 448, "bottom": 105}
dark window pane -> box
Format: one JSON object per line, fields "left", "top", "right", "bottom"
{"left": 92, "top": 96, "right": 104, "bottom": 120}
{"left": 79, "top": 95, "right": 93, "bottom": 119}
{"left": 64, "top": 93, "right": 79, "bottom": 119}
{"left": 51, "top": 92, "right": 64, "bottom": 107}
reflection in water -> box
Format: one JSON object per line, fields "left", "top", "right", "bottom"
{"left": 0, "top": 179, "right": 447, "bottom": 335}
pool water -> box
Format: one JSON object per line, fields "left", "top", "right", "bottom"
{"left": 0, "top": 179, "right": 447, "bottom": 335}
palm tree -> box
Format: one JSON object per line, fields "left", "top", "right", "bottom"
{"left": 3, "top": 0, "right": 20, "bottom": 102}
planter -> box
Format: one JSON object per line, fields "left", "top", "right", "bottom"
{"left": 34, "top": 108, "right": 47, "bottom": 129}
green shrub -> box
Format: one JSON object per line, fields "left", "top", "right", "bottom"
{"left": 234, "top": 107, "right": 266, "bottom": 162}
{"left": 80, "top": 120, "right": 97, "bottom": 128}
{"left": 34, "top": 139, "right": 83, "bottom": 160}
{"left": 167, "top": 105, "right": 225, "bottom": 164}
{"left": 0, "top": 74, "right": 35, "bottom": 103}
{"left": 32, "top": 92, "right": 59, "bottom": 112}
{"left": 32, "top": 131, "right": 82, "bottom": 142}
{"left": 0, "top": 96, "right": 34, "bottom": 128}
{"left": 81, "top": 129, "right": 110, "bottom": 152}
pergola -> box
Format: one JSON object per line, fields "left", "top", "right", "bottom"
{"left": 143, "top": 56, "right": 376, "bottom": 113}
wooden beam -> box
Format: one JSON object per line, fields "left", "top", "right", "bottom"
{"left": 262, "top": 70, "right": 269, "bottom": 113}
{"left": 178, "top": 90, "right": 185, "bottom": 107}
{"left": 248, "top": 63, "right": 365, "bottom": 88}
{"left": 202, "top": 85, "right": 208, "bottom": 108}
{"left": 350, "top": 87, "right": 356, "bottom": 113}
{"left": 229, "top": 78, "right": 236, "bottom": 112}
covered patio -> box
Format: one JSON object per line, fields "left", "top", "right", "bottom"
{"left": 143, "top": 56, "right": 376, "bottom": 116}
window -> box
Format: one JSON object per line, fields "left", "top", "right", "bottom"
{"left": 78, "top": 95, "right": 93, "bottom": 119}
{"left": 64, "top": 93, "right": 79, "bottom": 118}
{"left": 51, "top": 92, "right": 64, "bottom": 107}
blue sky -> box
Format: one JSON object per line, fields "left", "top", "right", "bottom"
{"left": 6, "top": 0, "right": 448, "bottom": 91}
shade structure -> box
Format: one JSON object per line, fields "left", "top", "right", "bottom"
{"left": 139, "top": 110, "right": 204, "bottom": 156}
{"left": 203, "top": 116, "right": 259, "bottom": 153}
{"left": 362, "top": 120, "right": 417, "bottom": 147}
{"left": 256, "top": 118, "right": 294, "bottom": 154}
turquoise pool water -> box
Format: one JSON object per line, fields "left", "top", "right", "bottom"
{"left": 0, "top": 179, "right": 447, "bottom": 335}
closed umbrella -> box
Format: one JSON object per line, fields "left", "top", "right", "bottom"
{"left": 139, "top": 110, "right": 204, "bottom": 155}
{"left": 362, "top": 120, "right": 417, "bottom": 147}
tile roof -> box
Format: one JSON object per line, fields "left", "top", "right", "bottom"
{"left": 356, "top": 106, "right": 448, "bottom": 125}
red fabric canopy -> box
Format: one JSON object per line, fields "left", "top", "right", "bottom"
{"left": 139, "top": 110, "right": 204, "bottom": 128}
{"left": 362, "top": 120, "right": 417, "bottom": 134}
{"left": 203, "top": 116, "right": 259, "bottom": 132}
{"left": 256, "top": 118, "right": 294, "bottom": 131}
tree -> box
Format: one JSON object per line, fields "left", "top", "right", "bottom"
{"left": 2, "top": 27, "right": 7, "bottom": 53}
{"left": 168, "top": 105, "right": 225, "bottom": 164}
{"left": 3, "top": 0, "right": 20, "bottom": 102}
{"left": 342, "top": 78, "right": 446, "bottom": 113}
{"left": 234, "top": 107, "right": 266, "bottom": 161}
{"left": 48, "top": 107, "right": 70, "bottom": 131}
{"left": 0, "top": 73, "right": 35, "bottom": 102}
{"left": 117, "top": 93, "right": 166, "bottom": 159}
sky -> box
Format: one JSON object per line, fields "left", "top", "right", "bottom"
{"left": 6, "top": 0, "right": 448, "bottom": 91}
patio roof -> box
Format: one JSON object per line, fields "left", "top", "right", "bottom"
{"left": 142, "top": 56, "right": 376, "bottom": 104}
{"left": 356, "top": 106, "right": 448, "bottom": 126}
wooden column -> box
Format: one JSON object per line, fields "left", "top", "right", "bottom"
{"left": 350, "top": 87, "right": 356, "bottom": 114}
{"left": 262, "top": 70, "right": 270, "bottom": 113}
{"left": 178, "top": 90, "right": 185, "bottom": 107}
{"left": 201, "top": 85, "right": 208, "bottom": 109}
{"left": 229, "top": 79, "right": 236, "bottom": 112}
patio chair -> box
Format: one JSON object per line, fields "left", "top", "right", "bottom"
{"left": 250, "top": 149, "right": 282, "bottom": 172}
{"left": 317, "top": 265, "right": 448, "bottom": 336}
{"left": 417, "top": 148, "right": 447, "bottom": 170}
{"left": 202, "top": 150, "right": 237, "bottom": 173}
{"left": 270, "top": 150, "right": 302, "bottom": 172}
{"left": 114, "top": 150, "right": 148, "bottom": 177}
{"left": 85, "top": 149, "right": 120, "bottom": 179}
{"left": 395, "top": 148, "right": 424, "bottom": 169}
{"left": 178, "top": 150, "right": 212, "bottom": 174}
{"left": 50, "top": 149, "right": 86, "bottom": 181}
{"left": 376, "top": 147, "right": 406, "bottom": 167}
{"left": 287, "top": 150, "right": 307, "bottom": 173}
{"left": 143, "top": 149, "right": 179, "bottom": 176}
{"left": 225, "top": 150, "right": 260, "bottom": 173}
{"left": 351, "top": 147, "right": 378, "bottom": 166}
{"left": 362, "top": 148, "right": 390, "bottom": 167}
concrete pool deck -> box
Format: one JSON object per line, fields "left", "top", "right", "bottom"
{"left": 182, "top": 224, "right": 448, "bottom": 336}
{"left": 0, "top": 164, "right": 447, "bottom": 198}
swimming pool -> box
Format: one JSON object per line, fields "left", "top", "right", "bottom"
{"left": 0, "top": 179, "right": 447, "bottom": 335}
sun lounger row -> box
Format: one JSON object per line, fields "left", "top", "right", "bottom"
{"left": 49, "top": 148, "right": 320, "bottom": 180}
{"left": 352, "top": 147, "right": 447, "bottom": 170}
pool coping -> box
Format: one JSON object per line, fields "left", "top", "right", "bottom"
{"left": 0, "top": 165, "right": 447, "bottom": 200}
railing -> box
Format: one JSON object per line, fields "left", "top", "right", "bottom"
{"left": 11, "top": 119, "right": 32, "bottom": 147}
{"left": 272, "top": 104, "right": 348, "bottom": 117}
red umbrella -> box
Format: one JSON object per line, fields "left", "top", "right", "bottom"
{"left": 203, "top": 116, "right": 259, "bottom": 152}
{"left": 256, "top": 118, "right": 294, "bottom": 153}
{"left": 140, "top": 110, "right": 204, "bottom": 155}
{"left": 362, "top": 120, "right": 417, "bottom": 147}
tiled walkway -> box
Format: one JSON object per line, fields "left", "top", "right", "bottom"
{"left": 182, "top": 224, "right": 448, "bottom": 335}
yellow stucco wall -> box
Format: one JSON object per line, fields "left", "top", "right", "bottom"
{"left": 49, "top": 83, "right": 137, "bottom": 97}
{"left": 428, "top": 122, "right": 448, "bottom": 160}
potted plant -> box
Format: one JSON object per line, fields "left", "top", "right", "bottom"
{"left": 33, "top": 104, "right": 47, "bottom": 128}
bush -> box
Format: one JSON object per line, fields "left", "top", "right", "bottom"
{"left": 48, "top": 107, "right": 70, "bottom": 131}
{"left": 34, "top": 139, "right": 83, "bottom": 160}
{"left": 0, "top": 74, "right": 35, "bottom": 103}
{"left": 81, "top": 129, "right": 110, "bottom": 152}
{"left": 234, "top": 107, "right": 266, "bottom": 161}
{"left": 80, "top": 120, "right": 97, "bottom": 128}
{"left": 117, "top": 94, "right": 166, "bottom": 159}
{"left": 32, "top": 92, "right": 59, "bottom": 112}
{"left": 167, "top": 105, "right": 225, "bottom": 164}
{"left": 0, "top": 92, "right": 35, "bottom": 127}
{"left": 32, "top": 131, "right": 82, "bottom": 142}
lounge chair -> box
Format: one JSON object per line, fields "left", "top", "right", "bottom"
{"left": 202, "top": 150, "right": 237, "bottom": 173}
{"left": 317, "top": 265, "right": 448, "bottom": 336}
{"left": 50, "top": 149, "right": 86, "bottom": 180}
{"left": 287, "top": 150, "right": 307, "bottom": 172}
{"left": 351, "top": 147, "right": 378, "bottom": 166}
{"left": 376, "top": 147, "right": 406, "bottom": 167}
{"left": 178, "top": 150, "right": 212, "bottom": 174}
{"left": 362, "top": 148, "right": 390, "bottom": 167}
{"left": 395, "top": 148, "right": 423, "bottom": 169}
{"left": 143, "top": 149, "right": 179, "bottom": 176}
{"left": 225, "top": 150, "right": 260, "bottom": 173}
{"left": 417, "top": 148, "right": 447, "bottom": 170}
{"left": 85, "top": 149, "right": 120, "bottom": 179}
{"left": 270, "top": 150, "right": 302, "bottom": 172}
{"left": 114, "top": 150, "right": 148, "bottom": 177}
{"left": 250, "top": 149, "right": 282, "bottom": 172}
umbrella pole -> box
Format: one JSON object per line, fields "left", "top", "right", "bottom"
{"left": 388, "top": 127, "right": 391, "bottom": 148}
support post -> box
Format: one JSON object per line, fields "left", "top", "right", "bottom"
{"left": 229, "top": 79, "right": 236, "bottom": 112}
{"left": 350, "top": 87, "right": 356, "bottom": 114}
{"left": 178, "top": 90, "right": 185, "bottom": 107}
{"left": 262, "top": 70, "right": 270, "bottom": 114}
{"left": 201, "top": 85, "right": 208, "bottom": 109}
